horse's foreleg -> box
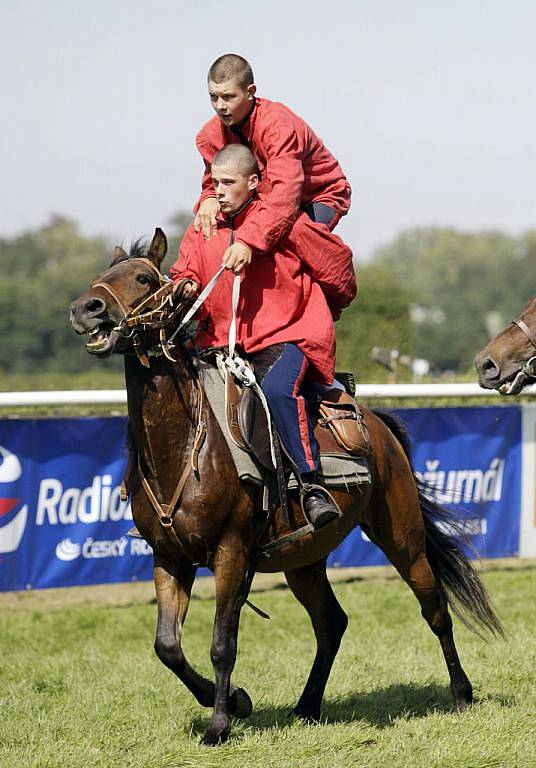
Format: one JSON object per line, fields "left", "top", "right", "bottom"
{"left": 154, "top": 561, "right": 253, "bottom": 719}
{"left": 201, "top": 538, "right": 249, "bottom": 747}
{"left": 285, "top": 558, "right": 348, "bottom": 722}
{"left": 153, "top": 561, "right": 215, "bottom": 708}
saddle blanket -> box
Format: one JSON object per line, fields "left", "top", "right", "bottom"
{"left": 194, "top": 359, "right": 371, "bottom": 488}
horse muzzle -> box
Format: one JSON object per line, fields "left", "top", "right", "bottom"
{"left": 69, "top": 295, "right": 121, "bottom": 356}
{"left": 475, "top": 351, "right": 535, "bottom": 395}
{"left": 474, "top": 352, "right": 502, "bottom": 389}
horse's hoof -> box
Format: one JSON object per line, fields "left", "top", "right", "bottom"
{"left": 200, "top": 717, "right": 230, "bottom": 747}
{"left": 200, "top": 731, "right": 224, "bottom": 747}
{"left": 453, "top": 680, "right": 473, "bottom": 711}
{"left": 229, "top": 687, "right": 253, "bottom": 719}
{"left": 291, "top": 706, "right": 321, "bottom": 724}
{"left": 454, "top": 694, "right": 473, "bottom": 712}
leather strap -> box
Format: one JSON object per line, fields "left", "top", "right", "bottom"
{"left": 272, "top": 433, "right": 290, "bottom": 529}
{"left": 138, "top": 456, "right": 194, "bottom": 556}
{"left": 91, "top": 257, "right": 167, "bottom": 320}
{"left": 228, "top": 269, "right": 241, "bottom": 358}
{"left": 513, "top": 318, "right": 536, "bottom": 350}
{"left": 134, "top": 375, "right": 206, "bottom": 559}
{"left": 258, "top": 523, "right": 314, "bottom": 557}
{"left": 168, "top": 265, "right": 236, "bottom": 345}
{"left": 91, "top": 280, "right": 130, "bottom": 317}
{"left": 191, "top": 379, "right": 207, "bottom": 472}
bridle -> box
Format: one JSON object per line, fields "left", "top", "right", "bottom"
{"left": 511, "top": 317, "right": 536, "bottom": 381}
{"left": 91, "top": 257, "right": 190, "bottom": 367}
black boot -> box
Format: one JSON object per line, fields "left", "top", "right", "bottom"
{"left": 301, "top": 476, "right": 341, "bottom": 531}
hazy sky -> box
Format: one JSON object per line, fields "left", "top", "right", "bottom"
{"left": 1, "top": 1, "right": 534, "bottom": 258}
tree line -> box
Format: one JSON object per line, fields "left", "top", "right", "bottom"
{"left": 1, "top": 214, "right": 534, "bottom": 382}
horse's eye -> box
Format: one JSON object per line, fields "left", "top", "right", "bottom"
{"left": 136, "top": 274, "right": 151, "bottom": 286}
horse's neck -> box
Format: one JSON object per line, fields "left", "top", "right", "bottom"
{"left": 124, "top": 354, "right": 195, "bottom": 475}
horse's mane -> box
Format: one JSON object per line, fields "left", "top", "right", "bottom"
{"left": 128, "top": 239, "right": 148, "bottom": 260}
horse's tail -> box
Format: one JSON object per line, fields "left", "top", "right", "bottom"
{"left": 372, "top": 410, "right": 505, "bottom": 640}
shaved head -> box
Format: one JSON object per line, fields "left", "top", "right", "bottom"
{"left": 208, "top": 54, "right": 254, "bottom": 89}
{"left": 212, "top": 144, "right": 259, "bottom": 176}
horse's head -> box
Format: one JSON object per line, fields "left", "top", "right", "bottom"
{"left": 70, "top": 228, "right": 190, "bottom": 359}
{"left": 474, "top": 295, "right": 536, "bottom": 395}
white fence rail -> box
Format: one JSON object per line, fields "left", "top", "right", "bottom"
{"left": 0, "top": 390, "right": 128, "bottom": 407}
{"left": 0, "top": 383, "right": 535, "bottom": 407}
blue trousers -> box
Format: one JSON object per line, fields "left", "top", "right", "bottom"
{"left": 302, "top": 201, "right": 339, "bottom": 230}
{"left": 258, "top": 343, "right": 318, "bottom": 476}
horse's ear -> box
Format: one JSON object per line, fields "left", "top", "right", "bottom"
{"left": 147, "top": 228, "right": 167, "bottom": 268}
{"left": 110, "top": 245, "right": 128, "bottom": 266}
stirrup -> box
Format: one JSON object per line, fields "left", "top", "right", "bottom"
{"left": 299, "top": 483, "right": 342, "bottom": 530}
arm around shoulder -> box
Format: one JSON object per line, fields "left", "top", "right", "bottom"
{"left": 237, "top": 121, "right": 305, "bottom": 253}
{"left": 194, "top": 127, "right": 220, "bottom": 213}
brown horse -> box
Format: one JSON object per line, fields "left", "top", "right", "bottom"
{"left": 70, "top": 229, "right": 502, "bottom": 746}
{"left": 475, "top": 295, "right": 536, "bottom": 394}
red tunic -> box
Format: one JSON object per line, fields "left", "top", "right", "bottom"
{"left": 195, "top": 97, "right": 351, "bottom": 254}
{"left": 170, "top": 201, "right": 337, "bottom": 384}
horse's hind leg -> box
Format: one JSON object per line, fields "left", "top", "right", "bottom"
{"left": 153, "top": 561, "right": 251, "bottom": 716}
{"left": 401, "top": 550, "right": 472, "bottom": 709}
{"left": 363, "top": 511, "right": 473, "bottom": 710}
{"left": 285, "top": 558, "right": 348, "bottom": 722}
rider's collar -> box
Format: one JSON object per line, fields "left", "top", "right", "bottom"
{"left": 229, "top": 194, "right": 256, "bottom": 220}
{"left": 217, "top": 194, "right": 256, "bottom": 225}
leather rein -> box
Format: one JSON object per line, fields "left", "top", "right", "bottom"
{"left": 92, "top": 258, "right": 207, "bottom": 563}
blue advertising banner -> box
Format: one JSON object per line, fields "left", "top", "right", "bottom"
{"left": 0, "top": 406, "right": 522, "bottom": 591}
{"left": 328, "top": 405, "right": 522, "bottom": 568}
{"left": 0, "top": 417, "right": 152, "bottom": 592}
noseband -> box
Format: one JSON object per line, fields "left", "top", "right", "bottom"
{"left": 511, "top": 318, "right": 536, "bottom": 380}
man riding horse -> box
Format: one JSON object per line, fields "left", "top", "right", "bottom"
{"left": 171, "top": 143, "right": 355, "bottom": 529}
{"left": 126, "top": 53, "right": 356, "bottom": 540}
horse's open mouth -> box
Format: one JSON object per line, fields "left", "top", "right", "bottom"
{"left": 497, "top": 368, "right": 529, "bottom": 396}
{"left": 85, "top": 323, "right": 117, "bottom": 355}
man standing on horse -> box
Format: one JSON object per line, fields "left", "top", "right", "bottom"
{"left": 193, "top": 53, "right": 353, "bottom": 307}
{"left": 171, "top": 144, "right": 352, "bottom": 529}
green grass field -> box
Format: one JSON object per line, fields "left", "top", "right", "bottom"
{"left": 1, "top": 563, "right": 535, "bottom": 768}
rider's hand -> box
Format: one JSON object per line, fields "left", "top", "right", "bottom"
{"left": 222, "top": 242, "right": 252, "bottom": 273}
{"left": 194, "top": 198, "right": 220, "bottom": 240}
{"left": 173, "top": 279, "right": 197, "bottom": 301}
{"left": 183, "top": 280, "right": 198, "bottom": 298}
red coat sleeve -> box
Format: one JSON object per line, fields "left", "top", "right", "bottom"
{"left": 169, "top": 224, "right": 202, "bottom": 286}
{"left": 194, "top": 131, "right": 219, "bottom": 214}
{"left": 235, "top": 121, "right": 304, "bottom": 254}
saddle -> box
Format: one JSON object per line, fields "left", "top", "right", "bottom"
{"left": 223, "top": 361, "right": 370, "bottom": 472}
